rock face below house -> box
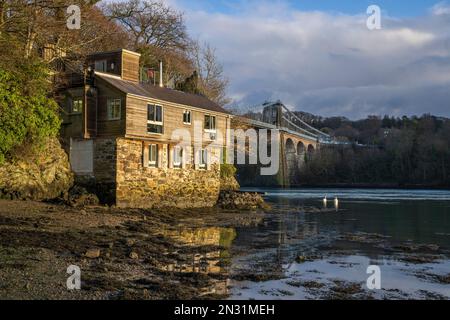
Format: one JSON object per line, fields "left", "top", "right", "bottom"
{"left": 220, "top": 175, "right": 240, "bottom": 192}
{"left": 0, "top": 138, "right": 73, "bottom": 201}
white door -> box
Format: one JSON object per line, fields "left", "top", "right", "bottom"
{"left": 70, "top": 139, "right": 94, "bottom": 174}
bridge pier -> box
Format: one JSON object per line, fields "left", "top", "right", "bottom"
{"left": 280, "top": 134, "right": 317, "bottom": 187}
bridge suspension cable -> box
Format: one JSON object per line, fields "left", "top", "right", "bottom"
{"left": 280, "top": 105, "right": 331, "bottom": 138}
{"left": 241, "top": 101, "right": 336, "bottom": 144}
{"left": 281, "top": 116, "right": 319, "bottom": 140}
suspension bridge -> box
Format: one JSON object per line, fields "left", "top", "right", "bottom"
{"left": 237, "top": 101, "right": 334, "bottom": 187}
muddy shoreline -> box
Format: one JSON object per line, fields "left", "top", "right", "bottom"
{"left": 0, "top": 199, "right": 271, "bottom": 300}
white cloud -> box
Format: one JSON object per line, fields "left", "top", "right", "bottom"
{"left": 431, "top": 2, "right": 450, "bottom": 15}
{"left": 175, "top": 1, "right": 450, "bottom": 119}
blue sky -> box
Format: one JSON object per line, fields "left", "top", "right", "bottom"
{"left": 166, "top": 0, "right": 450, "bottom": 118}
{"left": 174, "top": 0, "right": 438, "bottom": 17}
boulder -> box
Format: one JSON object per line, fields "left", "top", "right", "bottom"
{"left": 68, "top": 185, "right": 100, "bottom": 208}
{"left": 217, "top": 191, "right": 270, "bottom": 210}
{"left": 129, "top": 252, "right": 139, "bottom": 260}
{"left": 85, "top": 248, "right": 101, "bottom": 259}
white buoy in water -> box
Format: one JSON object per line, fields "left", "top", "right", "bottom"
{"left": 334, "top": 197, "right": 339, "bottom": 210}
{"left": 323, "top": 196, "right": 328, "bottom": 207}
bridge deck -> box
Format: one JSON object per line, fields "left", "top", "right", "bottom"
{"left": 245, "top": 118, "right": 318, "bottom": 142}
{"left": 238, "top": 101, "right": 337, "bottom": 144}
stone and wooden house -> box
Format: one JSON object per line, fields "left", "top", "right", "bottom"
{"left": 58, "top": 49, "right": 232, "bottom": 208}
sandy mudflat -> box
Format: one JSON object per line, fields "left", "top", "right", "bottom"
{"left": 0, "top": 199, "right": 263, "bottom": 300}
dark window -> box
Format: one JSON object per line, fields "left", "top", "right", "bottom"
{"left": 107, "top": 99, "right": 121, "bottom": 120}
{"left": 183, "top": 110, "right": 191, "bottom": 124}
{"left": 205, "top": 115, "right": 216, "bottom": 131}
{"left": 147, "top": 104, "right": 163, "bottom": 134}
{"left": 147, "top": 123, "right": 164, "bottom": 134}
{"left": 198, "top": 149, "right": 207, "bottom": 169}
{"left": 95, "top": 60, "right": 107, "bottom": 72}
{"left": 72, "top": 98, "right": 83, "bottom": 114}
{"left": 173, "top": 146, "right": 183, "bottom": 168}
{"left": 148, "top": 144, "right": 158, "bottom": 168}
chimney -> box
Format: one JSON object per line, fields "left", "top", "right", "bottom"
{"left": 159, "top": 60, "right": 164, "bottom": 88}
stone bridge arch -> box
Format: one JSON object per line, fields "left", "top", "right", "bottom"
{"left": 307, "top": 144, "right": 315, "bottom": 161}
{"left": 286, "top": 138, "right": 296, "bottom": 154}
{"left": 297, "top": 141, "right": 305, "bottom": 156}
{"left": 282, "top": 133, "right": 318, "bottom": 187}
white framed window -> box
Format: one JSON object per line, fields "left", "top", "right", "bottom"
{"left": 107, "top": 99, "right": 121, "bottom": 120}
{"left": 147, "top": 104, "right": 164, "bottom": 134}
{"left": 148, "top": 144, "right": 159, "bottom": 168}
{"left": 95, "top": 60, "right": 107, "bottom": 72}
{"left": 205, "top": 115, "right": 217, "bottom": 140}
{"left": 72, "top": 98, "right": 83, "bottom": 114}
{"left": 173, "top": 146, "right": 183, "bottom": 168}
{"left": 204, "top": 115, "right": 216, "bottom": 132}
{"left": 183, "top": 110, "right": 191, "bottom": 125}
{"left": 198, "top": 149, "right": 207, "bottom": 169}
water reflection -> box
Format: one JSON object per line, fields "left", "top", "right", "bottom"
{"left": 159, "top": 227, "right": 236, "bottom": 296}
{"left": 156, "top": 189, "right": 450, "bottom": 299}
{"left": 230, "top": 188, "right": 450, "bottom": 299}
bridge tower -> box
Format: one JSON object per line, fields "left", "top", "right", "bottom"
{"left": 262, "top": 101, "right": 283, "bottom": 127}
{"left": 261, "top": 101, "right": 318, "bottom": 187}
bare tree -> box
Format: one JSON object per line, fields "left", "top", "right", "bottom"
{"left": 102, "top": 0, "right": 189, "bottom": 50}
{"left": 190, "top": 41, "right": 230, "bottom": 106}
{"left": 101, "top": 0, "right": 194, "bottom": 89}
{"left": 0, "top": 0, "right": 129, "bottom": 72}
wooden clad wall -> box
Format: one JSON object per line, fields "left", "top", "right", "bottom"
{"left": 96, "top": 80, "right": 126, "bottom": 137}
{"left": 121, "top": 51, "right": 140, "bottom": 83}
{"left": 126, "top": 96, "right": 228, "bottom": 146}
{"left": 86, "top": 86, "right": 98, "bottom": 138}
{"left": 60, "top": 87, "right": 84, "bottom": 141}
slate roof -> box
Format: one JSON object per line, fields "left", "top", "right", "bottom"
{"left": 96, "top": 73, "right": 230, "bottom": 115}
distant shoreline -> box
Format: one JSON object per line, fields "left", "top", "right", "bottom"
{"left": 241, "top": 183, "right": 450, "bottom": 191}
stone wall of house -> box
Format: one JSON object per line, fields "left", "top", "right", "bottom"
{"left": 115, "top": 138, "right": 222, "bottom": 209}
{"left": 93, "top": 138, "right": 117, "bottom": 183}
{"left": 92, "top": 138, "right": 117, "bottom": 204}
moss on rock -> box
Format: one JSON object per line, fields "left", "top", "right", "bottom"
{"left": 0, "top": 138, "right": 73, "bottom": 201}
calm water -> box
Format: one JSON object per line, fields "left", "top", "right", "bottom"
{"left": 227, "top": 188, "right": 450, "bottom": 299}
{"left": 242, "top": 188, "right": 450, "bottom": 247}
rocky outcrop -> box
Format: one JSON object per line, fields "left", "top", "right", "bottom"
{"left": 220, "top": 175, "right": 240, "bottom": 192}
{"left": 0, "top": 138, "right": 73, "bottom": 201}
{"left": 217, "top": 191, "right": 270, "bottom": 211}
